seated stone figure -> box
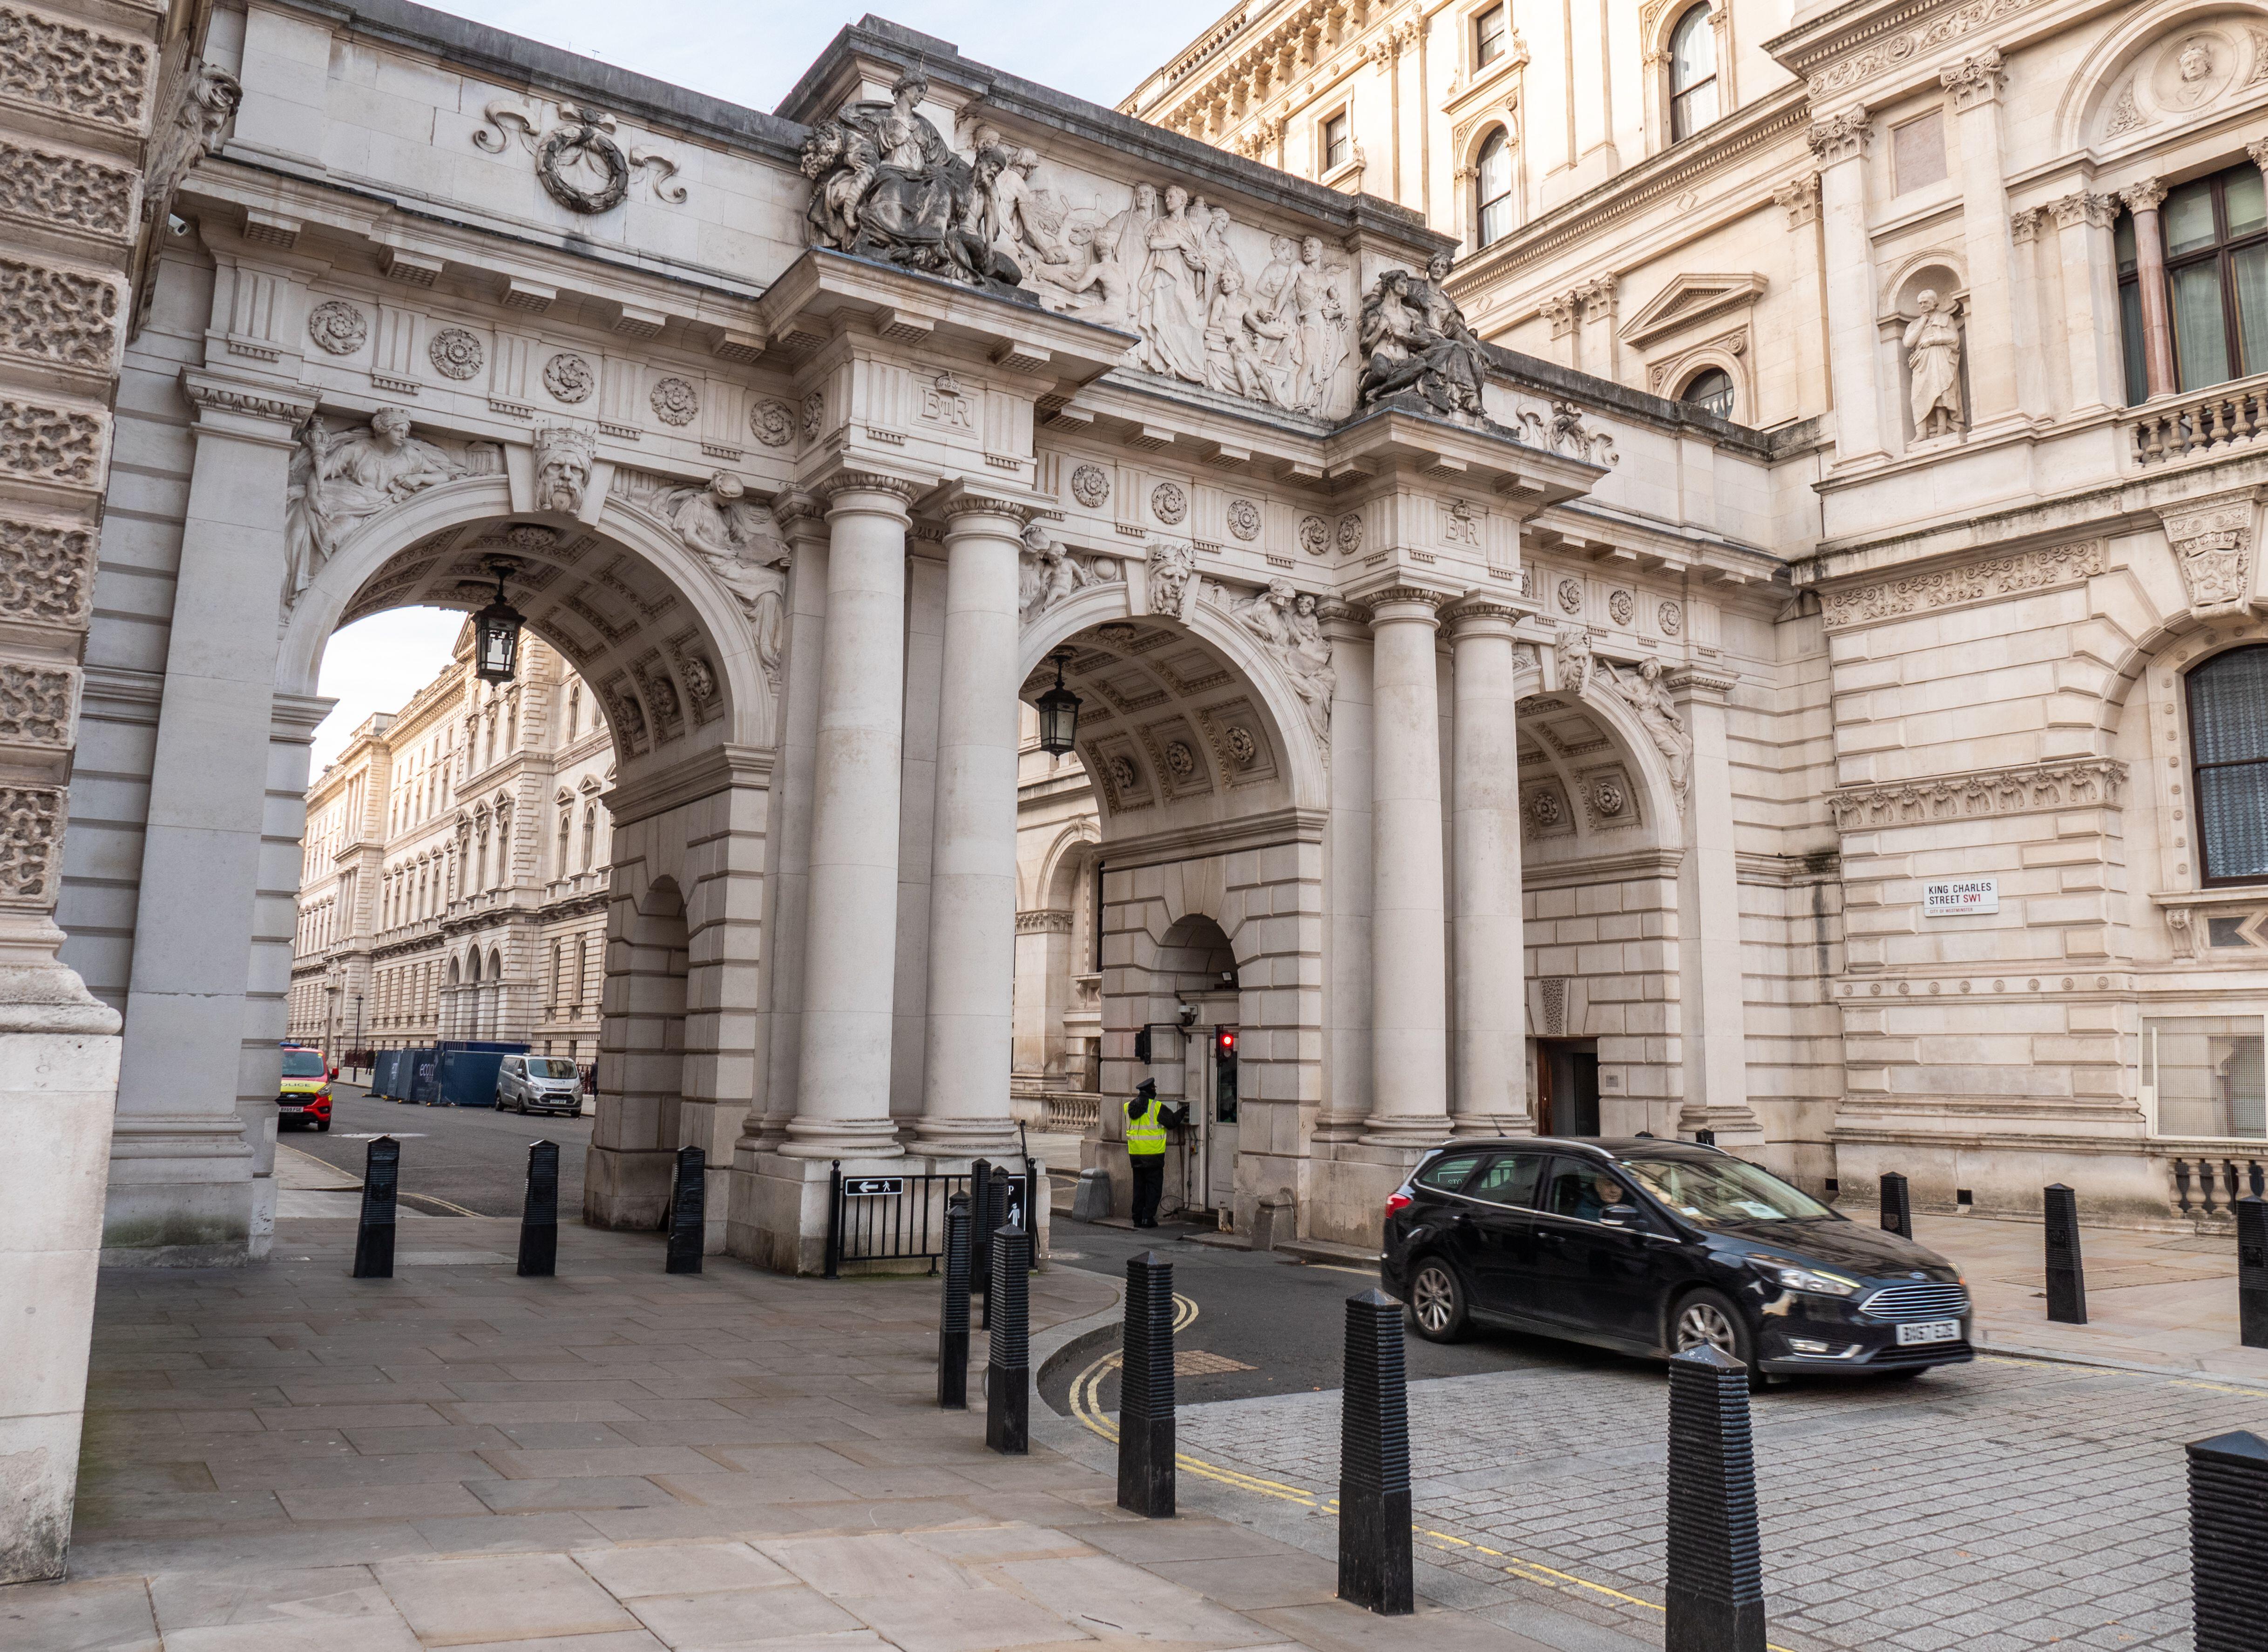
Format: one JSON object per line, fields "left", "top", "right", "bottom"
{"left": 1355, "top": 252, "right": 1490, "bottom": 420}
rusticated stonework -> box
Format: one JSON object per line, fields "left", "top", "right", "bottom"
{"left": 0, "top": 398, "right": 103, "bottom": 484}
{"left": 1821, "top": 541, "right": 2105, "bottom": 629}
{"left": 0, "top": 6, "right": 150, "bottom": 128}
{"left": 0, "top": 257, "right": 116, "bottom": 368}
{"left": 0, "top": 783, "right": 61, "bottom": 901}
{"left": 0, "top": 140, "right": 132, "bottom": 237}
{"left": 0, "top": 663, "right": 70, "bottom": 745}
{"left": 1828, "top": 758, "right": 2126, "bottom": 829}
{"left": 0, "top": 520, "right": 91, "bottom": 625}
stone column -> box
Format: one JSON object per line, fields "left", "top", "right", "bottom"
{"left": 1667, "top": 668, "right": 1759, "bottom": 1143}
{"left": 1940, "top": 50, "right": 2026, "bottom": 427}
{"left": 2009, "top": 208, "right": 2052, "bottom": 416}
{"left": 1448, "top": 605, "right": 1531, "bottom": 1136}
{"left": 2121, "top": 178, "right": 2176, "bottom": 399}
{"left": 2051, "top": 191, "right": 2125, "bottom": 413}
{"left": 1363, "top": 586, "right": 1451, "bottom": 1146}
{"left": 1807, "top": 109, "right": 1885, "bottom": 464}
{"left": 913, "top": 494, "right": 1029, "bottom": 1158}
{"left": 1316, "top": 602, "right": 1374, "bottom": 1142}
{"left": 109, "top": 374, "right": 316, "bottom": 1265}
{"left": 784, "top": 474, "right": 917, "bottom": 1159}
{"left": 746, "top": 493, "right": 828, "bottom": 1150}
{"left": 1773, "top": 173, "right": 1831, "bottom": 422}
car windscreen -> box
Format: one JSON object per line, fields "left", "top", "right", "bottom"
{"left": 281, "top": 1051, "right": 326, "bottom": 1078}
{"left": 527, "top": 1058, "right": 579, "bottom": 1079}
{"left": 1620, "top": 1156, "right": 1834, "bottom": 1225}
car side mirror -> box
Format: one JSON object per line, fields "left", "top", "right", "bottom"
{"left": 1600, "top": 1204, "right": 1643, "bottom": 1227}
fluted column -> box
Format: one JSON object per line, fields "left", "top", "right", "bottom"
{"left": 913, "top": 494, "right": 1030, "bottom": 1157}
{"left": 784, "top": 474, "right": 917, "bottom": 1159}
{"left": 1807, "top": 109, "right": 1884, "bottom": 464}
{"left": 1448, "top": 605, "right": 1531, "bottom": 1136}
{"left": 2121, "top": 178, "right": 2176, "bottom": 399}
{"left": 1363, "top": 586, "right": 1451, "bottom": 1146}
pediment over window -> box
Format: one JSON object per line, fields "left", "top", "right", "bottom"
{"left": 1619, "top": 272, "right": 1766, "bottom": 348}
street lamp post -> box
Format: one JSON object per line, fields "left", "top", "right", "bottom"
{"left": 352, "top": 993, "right": 365, "bottom": 1081}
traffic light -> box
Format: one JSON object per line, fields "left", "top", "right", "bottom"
{"left": 1134, "top": 1026, "right": 1152, "bottom": 1064}
{"left": 1217, "top": 1028, "right": 1236, "bottom": 1056}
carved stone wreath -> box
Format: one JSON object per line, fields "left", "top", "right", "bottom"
{"left": 1226, "top": 499, "right": 1262, "bottom": 542}
{"left": 538, "top": 118, "right": 631, "bottom": 214}
{"left": 428, "top": 327, "right": 484, "bottom": 380}
{"left": 650, "top": 376, "right": 698, "bottom": 427}
{"left": 1299, "top": 515, "right": 1329, "bottom": 557}
{"left": 543, "top": 352, "right": 594, "bottom": 404}
{"left": 1164, "top": 740, "right": 1197, "bottom": 778}
{"left": 1070, "top": 464, "right": 1110, "bottom": 508}
{"left": 1557, "top": 578, "right": 1583, "bottom": 615}
{"left": 752, "top": 400, "right": 795, "bottom": 448}
{"left": 1608, "top": 589, "right": 1634, "bottom": 625}
{"left": 1336, "top": 513, "right": 1363, "bottom": 554}
{"left": 1108, "top": 755, "right": 1139, "bottom": 792}
{"left": 1151, "top": 481, "right": 1187, "bottom": 525}
{"left": 1225, "top": 725, "right": 1257, "bottom": 766}
{"left": 1659, "top": 600, "right": 1684, "bottom": 636}
{"left": 306, "top": 299, "right": 367, "bottom": 356}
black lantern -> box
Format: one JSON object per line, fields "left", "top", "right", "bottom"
{"left": 471, "top": 561, "right": 523, "bottom": 685}
{"left": 1035, "top": 649, "right": 1081, "bottom": 756}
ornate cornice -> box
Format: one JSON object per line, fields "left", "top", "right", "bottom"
{"left": 1016, "top": 908, "right": 1074, "bottom": 934}
{"left": 1821, "top": 540, "right": 2105, "bottom": 629}
{"left": 1828, "top": 758, "right": 2126, "bottom": 830}
{"left": 1775, "top": 0, "right": 2039, "bottom": 104}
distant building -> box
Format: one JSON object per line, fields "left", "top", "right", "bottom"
{"left": 289, "top": 627, "right": 614, "bottom": 1066}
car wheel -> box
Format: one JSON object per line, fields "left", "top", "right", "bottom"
{"left": 1671, "top": 1288, "right": 1761, "bottom": 1384}
{"left": 316, "top": 1119, "right": 330, "bottom": 1132}
{"left": 1406, "top": 1259, "right": 1471, "bottom": 1343}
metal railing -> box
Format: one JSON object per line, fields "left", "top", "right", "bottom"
{"left": 823, "top": 1157, "right": 1039, "bottom": 1276}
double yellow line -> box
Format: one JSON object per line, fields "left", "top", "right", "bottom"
{"left": 1065, "top": 1290, "right": 1796, "bottom": 1651}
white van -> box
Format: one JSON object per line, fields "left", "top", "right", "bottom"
{"left": 496, "top": 1054, "right": 585, "bottom": 1116}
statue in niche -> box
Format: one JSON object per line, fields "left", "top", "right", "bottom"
{"left": 285, "top": 408, "right": 479, "bottom": 609}
{"left": 798, "top": 65, "right": 1025, "bottom": 296}
{"left": 1230, "top": 580, "right": 1335, "bottom": 745}
{"left": 533, "top": 427, "right": 596, "bottom": 514}
{"left": 1904, "top": 289, "right": 1964, "bottom": 440}
{"left": 1131, "top": 185, "right": 1212, "bottom": 382}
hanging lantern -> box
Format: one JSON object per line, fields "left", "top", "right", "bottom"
{"left": 1035, "top": 649, "right": 1081, "bottom": 756}
{"left": 471, "top": 561, "right": 523, "bottom": 685}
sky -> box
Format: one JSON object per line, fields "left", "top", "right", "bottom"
{"left": 305, "top": 0, "right": 1232, "bottom": 776}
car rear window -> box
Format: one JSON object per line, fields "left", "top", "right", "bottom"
{"left": 281, "top": 1051, "right": 325, "bottom": 1077}
{"left": 1412, "top": 1152, "right": 1483, "bottom": 1193}
{"left": 1464, "top": 1151, "right": 1545, "bottom": 1208}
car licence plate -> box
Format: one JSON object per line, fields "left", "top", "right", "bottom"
{"left": 1896, "top": 1319, "right": 1960, "bottom": 1346}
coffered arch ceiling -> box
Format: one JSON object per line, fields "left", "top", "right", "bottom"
{"left": 1516, "top": 691, "right": 1673, "bottom": 862}
{"left": 1024, "top": 619, "right": 1294, "bottom": 833}
{"left": 338, "top": 517, "right": 733, "bottom": 774}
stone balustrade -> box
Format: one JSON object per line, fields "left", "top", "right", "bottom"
{"left": 2129, "top": 372, "right": 2268, "bottom": 466}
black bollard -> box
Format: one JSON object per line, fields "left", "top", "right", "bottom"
{"left": 517, "top": 1140, "right": 558, "bottom": 1278}
{"left": 981, "top": 1164, "right": 1012, "bottom": 1331}
{"left": 970, "top": 1160, "right": 994, "bottom": 1319}
{"left": 666, "top": 1145, "right": 705, "bottom": 1275}
{"left": 1337, "top": 1289, "right": 1412, "bottom": 1616}
{"left": 984, "top": 1223, "right": 1030, "bottom": 1455}
{"left": 1118, "top": 1251, "right": 1176, "bottom": 1517}
{"left": 1665, "top": 1343, "right": 1767, "bottom": 1652}
{"left": 1880, "top": 1171, "right": 1912, "bottom": 1240}
{"left": 2044, "top": 1182, "right": 2086, "bottom": 1324}
{"left": 938, "top": 1192, "right": 972, "bottom": 1409}
{"left": 351, "top": 1135, "right": 399, "bottom": 1279}
{"left": 2189, "top": 1429, "right": 2268, "bottom": 1652}
{"left": 2240, "top": 1198, "right": 2268, "bottom": 1350}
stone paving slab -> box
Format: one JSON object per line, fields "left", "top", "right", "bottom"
{"left": 5, "top": 1217, "right": 1567, "bottom": 1652}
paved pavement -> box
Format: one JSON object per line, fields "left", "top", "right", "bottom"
{"left": 286, "top": 1081, "right": 594, "bottom": 1218}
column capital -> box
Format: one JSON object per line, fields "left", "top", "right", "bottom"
{"left": 1938, "top": 47, "right": 2005, "bottom": 112}
{"left": 1804, "top": 107, "right": 1869, "bottom": 166}
{"left": 1359, "top": 584, "right": 1454, "bottom": 626}
{"left": 816, "top": 469, "right": 923, "bottom": 510}
{"left": 2010, "top": 206, "right": 2046, "bottom": 244}
{"left": 1773, "top": 170, "right": 1821, "bottom": 229}
{"left": 1445, "top": 600, "right": 1523, "bottom": 637}
{"left": 2049, "top": 190, "right": 2119, "bottom": 230}
{"left": 935, "top": 487, "right": 1039, "bottom": 528}
{"left": 179, "top": 369, "right": 318, "bottom": 437}
{"left": 2120, "top": 176, "right": 2168, "bottom": 214}
{"left": 1664, "top": 665, "right": 1740, "bottom": 701}
{"left": 771, "top": 486, "right": 829, "bottom": 535}
{"left": 2249, "top": 137, "right": 2268, "bottom": 171}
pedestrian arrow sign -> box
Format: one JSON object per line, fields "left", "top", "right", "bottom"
{"left": 843, "top": 1176, "right": 906, "bottom": 1197}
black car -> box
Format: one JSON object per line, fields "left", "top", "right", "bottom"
{"left": 1380, "top": 1137, "right": 1972, "bottom": 1380}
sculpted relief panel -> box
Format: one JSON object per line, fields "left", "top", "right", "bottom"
{"left": 2097, "top": 21, "right": 2268, "bottom": 142}
{"left": 284, "top": 408, "right": 502, "bottom": 611}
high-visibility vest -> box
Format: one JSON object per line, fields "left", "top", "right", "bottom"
{"left": 1125, "top": 1097, "right": 1168, "bottom": 1156}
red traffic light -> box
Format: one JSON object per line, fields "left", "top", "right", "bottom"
{"left": 1217, "top": 1029, "right": 1236, "bottom": 1054}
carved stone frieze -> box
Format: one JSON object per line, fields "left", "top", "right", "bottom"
{"left": 751, "top": 399, "right": 793, "bottom": 447}
{"left": 1518, "top": 399, "right": 1618, "bottom": 466}
{"left": 1828, "top": 758, "right": 2127, "bottom": 829}
{"left": 0, "top": 397, "right": 102, "bottom": 485}
{"left": 0, "top": 662, "right": 71, "bottom": 745}
{"left": 0, "top": 256, "right": 115, "bottom": 368}
{"left": 0, "top": 520, "right": 90, "bottom": 626}
{"left": 0, "top": 783, "right": 61, "bottom": 902}
{"left": 543, "top": 352, "right": 593, "bottom": 403}
{"left": 1069, "top": 464, "right": 1109, "bottom": 508}
{"left": 0, "top": 140, "right": 131, "bottom": 238}
{"left": 428, "top": 327, "right": 483, "bottom": 380}
{"left": 0, "top": 6, "right": 150, "bottom": 128}
{"left": 1821, "top": 541, "right": 2106, "bottom": 629}
{"left": 1803, "top": 0, "right": 2033, "bottom": 102}
{"left": 649, "top": 376, "right": 697, "bottom": 427}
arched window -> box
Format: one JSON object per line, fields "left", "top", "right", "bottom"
{"left": 566, "top": 683, "right": 580, "bottom": 739}
{"left": 1680, "top": 366, "right": 1736, "bottom": 419}
{"left": 1476, "top": 128, "right": 1514, "bottom": 248}
{"left": 1668, "top": 4, "right": 1719, "bottom": 143}
{"left": 582, "top": 804, "right": 597, "bottom": 870}
{"left": 558, "top": 809, "right": 572, "bottom": 876}
{"left": 2190, "top": 645, "right": 2268, "bottom": 884}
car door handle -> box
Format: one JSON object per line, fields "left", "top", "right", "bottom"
{"left": 1536, "top": 1230, "right": 1566, "bottom": 1246}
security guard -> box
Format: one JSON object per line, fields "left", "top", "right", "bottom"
{"left": 1124, "top": 1078, "right": 1186, "bottom": 1228}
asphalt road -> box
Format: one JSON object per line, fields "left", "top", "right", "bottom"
{"left": 1039, "top": 1212, "right": 1636, "bottom": 1415}
{"left": 282, "top": 1078, "right": 594, "bottom": 1217}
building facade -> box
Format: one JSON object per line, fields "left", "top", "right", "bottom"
{"left": 286, "top": 630, "right": 614, "bottom": 1067}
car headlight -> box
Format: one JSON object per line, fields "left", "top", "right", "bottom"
{"left": 1761, "top": 1263, "right": 1860, "bottom": 1297}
